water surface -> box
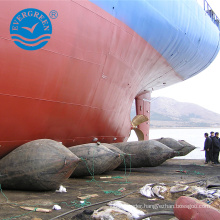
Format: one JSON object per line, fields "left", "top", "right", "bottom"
{"left": 128, "top": 127, "right": 220, "bottom": 160}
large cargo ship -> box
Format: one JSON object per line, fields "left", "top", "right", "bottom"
{"left": 0, "top": 0, "right": 219, "bottom": 159}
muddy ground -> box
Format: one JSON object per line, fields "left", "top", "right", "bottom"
{"left": 0, "top": 159, "right": 219, "bottom": 220}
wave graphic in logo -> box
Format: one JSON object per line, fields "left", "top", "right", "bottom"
{"left": 10, "top": 8, "right": 52, "bottom": 51}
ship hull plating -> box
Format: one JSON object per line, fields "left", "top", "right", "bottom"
{"left": 0, "top": 0, "right": 219, "bottom": 158}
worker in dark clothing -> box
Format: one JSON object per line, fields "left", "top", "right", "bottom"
{"left": 204, "top": 133, "right": 212, "bottom": 164}
{"left": 213, "top": 132, "right": 220, "bottom": 164}
{"left": 209, "top": 131, "right": 215, "bottom": 163}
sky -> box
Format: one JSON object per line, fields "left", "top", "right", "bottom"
{"left": 152, "top": 0, "right": 220, "bottom": 114}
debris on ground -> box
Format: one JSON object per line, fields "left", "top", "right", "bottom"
{"left": 170, "top": 184, "right": 189, "bottom": 193}
{"left": 52, "top": 204, "right": 61, "bottom": 210}
{"left": 20, "top": 206, "right": 52, "bottom": 213}
{"left": 55, "top": 185, "right": 67, "bottom": 193}
{"left": 77, "top": 194, "right": 99, "bottom": 200}
{"left": 138, "top": 180, "right": 220, "bottom": 209}
{"left": 92, "top": 200, "right": 147, "bottom": 220}
{"left": 0, "top": 159, "right": 219, "bottom": 220}
{"left": 92, "top": 206, "right": 133, "bottom": 220}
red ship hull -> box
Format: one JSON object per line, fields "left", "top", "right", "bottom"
{"left": 1, "top": 0, "right": 218, "bottom": 158}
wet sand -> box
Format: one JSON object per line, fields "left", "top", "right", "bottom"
{"left": 0, "top": 159, "right": 219, "bottom": 220}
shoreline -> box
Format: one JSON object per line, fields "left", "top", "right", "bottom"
{"left": 150, "top": 127, "right": 220, "bottom": 130}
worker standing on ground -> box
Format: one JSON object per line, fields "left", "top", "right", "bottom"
{"left": 204, "top": 133, "right": 212, "bottom": 164}
{"left": 213, "top": 132, "right": 220, "bottom": 164}
{"left": 209, "top": 131, "right": 215, "bottom": 163}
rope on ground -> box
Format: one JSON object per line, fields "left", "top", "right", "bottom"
{"left": 178, "top": 165, "right": 205, "bottom": 176}
{"left": 49, "top": 189, "right": 139, "bottom": 220}
{"left": 1, "top": 183, "right": 93, "bottom": 219}
{"left": 58, "top": 199, "right": 91, "bottom": 208}
{"left": 0, "top": 184, "right": 47, "bottom": 219}
{"left": 2, "top": 208, "right": 38, "bottom": 220}
{"left": 82, "top": 148, "right": 132, "bottom": 196}
{"left": 0, "top": 184, "right": 8, "bottom": 203}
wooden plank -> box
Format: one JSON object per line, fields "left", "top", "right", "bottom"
{"left": 100, "top": 176, "right": 111, "bottom": 179}
{"left": 77, "top": 194, "right": 98, "bottom": 200}
{"left": 20, "top": 206, "right": 52, "bottom": 213}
